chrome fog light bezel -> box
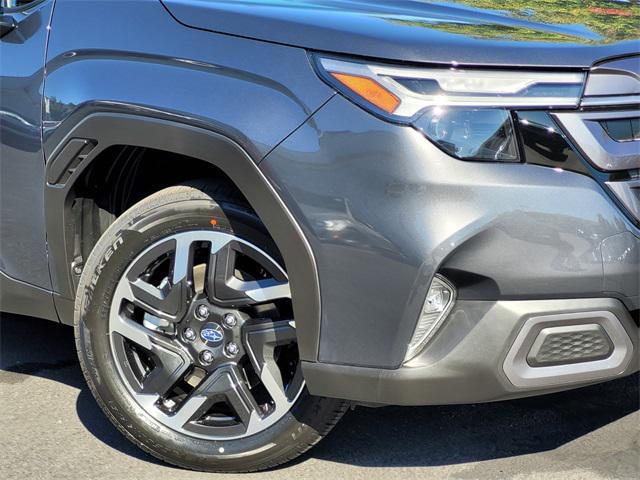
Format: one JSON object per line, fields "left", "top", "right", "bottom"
{"left": 405, "top": 274, "right": 456, "bottom": 361}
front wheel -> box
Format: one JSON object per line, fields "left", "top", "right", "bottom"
{"left": 74, "top": 182, "right": 347, "bottom": 472}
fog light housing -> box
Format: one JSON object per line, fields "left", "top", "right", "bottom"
{"left": 405, "top": 275, "right": 456, "bottom": 361}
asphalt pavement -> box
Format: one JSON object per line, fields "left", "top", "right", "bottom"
{"left": 1, "top": 312, "right": 638, "bottom": 480}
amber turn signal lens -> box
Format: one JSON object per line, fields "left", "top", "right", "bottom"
{"left": 331, "top": 73, "right": 400, "bottom": 114}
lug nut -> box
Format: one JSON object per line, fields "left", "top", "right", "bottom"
{"left": 195, "top": 304, "right": 210, "bottom": 320}
{"left": 223, "top": 313, "right": 237, "bottom": 328}
{"left": 200, "top": 350, "right": 215, "bottom": 365}
{"left": 225, "top": 342, "right": 239, "bottom": 357}
{"left": 183, "top": 327, "right": 196, "bottom": 342}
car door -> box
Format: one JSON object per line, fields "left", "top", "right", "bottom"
{"left": 0, "top": 0, "right": 54, "bottom": 289}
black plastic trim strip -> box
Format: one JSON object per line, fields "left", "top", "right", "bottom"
{"left": 0, "top": 270, "right": 58, "bottom": 322}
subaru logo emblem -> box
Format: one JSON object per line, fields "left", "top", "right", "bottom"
{"left": 200, "top": 324, "right": 224, "bottom": 344}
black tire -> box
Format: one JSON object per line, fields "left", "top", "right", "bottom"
{"left": 74, "top": 181, "right": 348, "bottom": 473}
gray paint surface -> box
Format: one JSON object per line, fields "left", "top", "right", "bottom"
{"left": 0, "top": 0, "right": 53, "bottom": 289}
{"left": 162, "top": 0, "right": 640, "bottom": 67}
{"left": 42, "top": 0, "right": 334, "bottom": 161}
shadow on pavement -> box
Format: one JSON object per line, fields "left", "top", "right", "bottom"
{"left": 1, "top": 312, "right": 638, "bottom": 469}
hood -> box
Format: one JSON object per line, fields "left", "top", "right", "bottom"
{"left": 161, "top": 0, "right": 640, "bottom": 68}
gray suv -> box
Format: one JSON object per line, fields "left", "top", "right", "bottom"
{"left": 1, "top": 0, "right": 638, "bottom": 473}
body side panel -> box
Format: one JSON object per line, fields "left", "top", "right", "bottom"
{"left": 0, "top": 0, "right": 54, "bottom": 290}
{"left": 43, "top": 0, "right": 334, "bottom": 161}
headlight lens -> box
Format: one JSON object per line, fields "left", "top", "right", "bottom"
{"left": 414, "top": 107, "right": 519, "bottom": 161}
{"left": 317, "top": 56, "right": 586, "bottom": 162}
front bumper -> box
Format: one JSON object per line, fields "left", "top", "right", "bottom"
{"left": 301, "top": 298, "right": 638, "bottom": 405}
{"left": 260, "top": 94, "right": 640, "bottom": 404}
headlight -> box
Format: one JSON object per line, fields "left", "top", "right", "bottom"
{"left": 414, "top": 107, "right": 519, "bottom": 161}
{"left": 316, "top": 56, "right": 586, "bottom": 162}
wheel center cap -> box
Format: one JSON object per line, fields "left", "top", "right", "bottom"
{"left": 200, "top": 322, "right": 224, "bottom": 346}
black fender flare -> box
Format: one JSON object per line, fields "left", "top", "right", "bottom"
{"left": 44, "top": 112, "right": 320, "bottom": 362}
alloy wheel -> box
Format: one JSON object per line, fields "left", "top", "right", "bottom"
{"left": 108, "top": 230, "right": 304, "bottom": 440}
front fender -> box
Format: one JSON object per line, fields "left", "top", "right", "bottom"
{"left": 44, "top": 113, "right": 322, "bottom": 364}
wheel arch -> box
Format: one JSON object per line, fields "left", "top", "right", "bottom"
{"left": 44, "top": 111, "right": 320, "bottom": 362}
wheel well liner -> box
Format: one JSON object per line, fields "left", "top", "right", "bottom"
{"left": 44, "top": 112, "right": 320, "bottom": 362}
